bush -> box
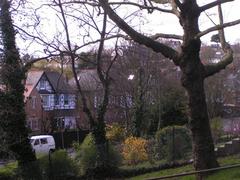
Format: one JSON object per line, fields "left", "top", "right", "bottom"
{"left": 106, "top": 123, "right": 125, "bottom": 143}
{"left": 122, "top": 136, "right": 148, "bottom": 165}
{"left": 75, "top": 133, "right": 121, "bottom": 176}
{"left": 210, "top": 117, "right": 224, "bottom": 143}
{"left": 155, "top": 126, "right": 192, "bottom": 162}
{"left": 38, "top": 149, "right": 78, "bottom": 179}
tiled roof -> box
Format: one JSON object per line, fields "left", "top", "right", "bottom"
{"left": 69, "top": 69, "right": 102, "bottom": 91}
{"left": 45, "top": 71, "right": 75, "bottom": 93}
{"left": 24, "top": 70, "right": 75, "bottom": 98}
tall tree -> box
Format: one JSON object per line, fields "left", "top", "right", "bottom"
{"left": 98, "top": 0, "right": 240, "bottom": 174}
{"left": 15, "top": 0, "right": 122, "bottom": 176}
{"left": 0, "top": 0, "right": 36, "bottom": 166}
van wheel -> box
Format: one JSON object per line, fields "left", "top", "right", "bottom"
{"left": 49, "top": 149, "right": 54, "bottom": 154}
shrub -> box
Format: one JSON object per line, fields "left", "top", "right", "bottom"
{"left": 122, "top": 136, "right": 148, "bottom": 165}
{"left": 75, "top": 133, "right": 121, "bottom": 176}
{"left": 38, "top": 149, "right": 78, "bottom": 179}
{"left": 155, "top": 126, "right": 192, "bottom": 162}
{"left": 106, "top": 123, "right": 125, "bottom": 143}
{"left": 210, "top": 117, "right": 224, "bottom": 143}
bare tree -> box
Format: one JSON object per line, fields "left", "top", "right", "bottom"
{"left": 97, "top": 0, "right": 240, "bottom": 174}
{"left": 14, "top": 0, "right": 123, "bottom": 175}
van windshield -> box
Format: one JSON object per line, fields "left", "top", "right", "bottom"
{"left": 30, "top": 139, "right": 34, "bottom": 144}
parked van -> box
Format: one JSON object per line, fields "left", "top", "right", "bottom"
{"left": 30, "top": 135, "right": 55, "bottom": 154}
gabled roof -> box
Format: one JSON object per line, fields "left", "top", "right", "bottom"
{"left": 24, "top": 71, "right": 44, "bottom": 99}
{"left": 69, "top": 69, "right": 102, "bottom": 91}
{"left": 44, "top": 71, "right": 75, "bottom": 93}
{"left": 24, "top": 70, "right": 75, "bottom": 99}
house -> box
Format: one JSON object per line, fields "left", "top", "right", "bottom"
{"left": 69, "top": 69, "right": 133, "bottom": 128}
{"left": 24, "top": 70, "right": 79, "bottom": 133}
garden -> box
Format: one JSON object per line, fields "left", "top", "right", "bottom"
{"left": 1, "top": 120, "right": 239, "bottom": 179}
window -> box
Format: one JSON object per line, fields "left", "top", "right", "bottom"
{"left": 34, "top": 139, "right": 40, "bottom": 146}
{"left": 41, "top": 95, "right": 50, "bottom": 107}
{"left": 55, "top": 94, "right": 60, "bottom": 105}
{"left": 29, "top": 119, "right": 39, "bottom": 131}
{"left": 64, "top": 94, "right": 69, "bottom": 105}
{"left": 32, "top": 96, "right": 36, "bottom": 109}
{"left": 39, "top": 80, "right": 45, "bottom": 89}
{"left": 32, "top": 119, "right": 38, "bottom": 130}
{"left": 40, "top": 138, "right": 48, "bottom": 144}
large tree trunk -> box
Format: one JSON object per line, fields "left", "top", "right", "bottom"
{"left": 179, "top": 1, "right": 219, "bottom": 173}
{"left": 180, "top": 39, "right": 219, "bottom": 174}
{"left": 183, "top": 76, "right": 219, "bottom": 170}
{"left": 91, "top": 120, "right": 110, "bottom": 177}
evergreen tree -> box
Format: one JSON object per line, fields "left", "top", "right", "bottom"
{"left": 0, "top": 0, "right": 36, "bottom": 167}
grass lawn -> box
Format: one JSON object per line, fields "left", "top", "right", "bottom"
{"left": 0, "top": 162, "right": 17, "bottom": 178}
{"left": 129, "top": 154, "right": 240, "bottom": 180}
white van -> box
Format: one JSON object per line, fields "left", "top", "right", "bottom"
{"left": 30, "top": 135, "right": 56, "bottom": 154}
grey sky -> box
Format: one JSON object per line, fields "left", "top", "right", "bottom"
{"left": 14, "top": 0, "right": 240, "bottom": 57}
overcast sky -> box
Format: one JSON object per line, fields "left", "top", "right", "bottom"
{"left": 138, "top": 0, "right": 240, "bottom": 43}
{"left": 14, "top": 0, "right": 240, "bottom": 56}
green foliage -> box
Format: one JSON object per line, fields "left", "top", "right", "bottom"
{"left": 210, "top": 117, "right": 224, "bottom": 143}
{"left": 0, "top": 0, "right": 36, "bottom": 167}
{"left": 106, "top": 123, "right": 126, "bottom": 143}
{"left": 75, "top": 133, "right": 121, "bottom": 176}
{"left": 32, "top": 60, "right": 74, "bottom": 79}
{"left": 0, "top": 162, "right": 18, "bottom": 179}
{"left": 77, "top": 51, "right": 97, "bottom": 69}
{"left": 38, "top": 150, "right": 78, "bottom": 179}
{"left": 155, "top": 126, "right": 192, "bottom": 162}
{"left": 144, "top": 86, "right": 188, "bottom": 136}
{"left": 160, "top": 88, "right": 188, "bottom": 128}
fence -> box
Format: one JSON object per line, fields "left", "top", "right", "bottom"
{"left": 50, "top": 129, "right": 89, "bottom": 149}
{"left": 146, "top": 163, "right": 240, "bottom": 180}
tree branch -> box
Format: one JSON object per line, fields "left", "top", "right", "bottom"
{"left": 195, "top": 19, "right": 240, "bottom": 39}
{"left": 204, "top": 3, "right": 233, "bottom": 78}
{"left": 173, "top": 0, "right": 183, "bottom": 10}
{"left": 171, "top": 0, "right": 181, "bottom": 17}
{"left": 109, "top": 1, "right": 175, "bottom": 14}
{"left": 151, "top": 33, "right": 183, "bottom": 40}
{"left": 99, "top": 0, "right": 180, "bottom": 65}
{"left": 23, "top": 55, "right": 56, "bottom": 68}
{"left": 199, "top": 0, "right": 234, "bottom": 12}
{"left": 204, "top": 47, "right": 233, "bottom": 78}
{"left": 56, "top": 0, "right": 96, "bottom": 128}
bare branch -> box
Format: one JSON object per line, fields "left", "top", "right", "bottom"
{"left": 74, "top": 34, "right": 130, "bottom": 51}
{"left": 195, "top": 19, "right": 240, "bottom": 39}
{"left": 56, "top": 0, "right": 96, "bottom": 127}
{"left": 218, "top": 3, "right": 226, "bottom": 50}
{"left": 204, "top": 4, "right": 233, "bottom": 78}
{"left": 173, "top": 0, "right": 182, "bottom": 7}
{"left": 23, "top": 55, "right": 57, "bottom": 68}
{"left": 14, "top": 25, "right": 59, "bottom": 52}
{"left": 151, "top": 33, "right": 183, "bottom": 40}
{"left": 109, "top": 1, "right": 174, "bottom": 14}
{"left": 199, "top": 0, "right": 234, "bottom": 12}
{"left": 66, "top": 0, "right": 176, "bottom": 14}
{"left": 96, "top": 11, "right": 110, "bottom": 121}
{"left": 99, "top": 0, "right": 180, "bottom": 65}
{"left": 204, "top": 47, "right": 233, "bottom": 78}
{"left": 96, "top": 11, "right": 107, "bottom": 85}
{"left": 171, "top": 0, "right": 181, "bottom": 17}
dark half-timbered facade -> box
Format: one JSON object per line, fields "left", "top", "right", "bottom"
{"left": 25, "top": 70, "right": 79, "bottom": 133}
